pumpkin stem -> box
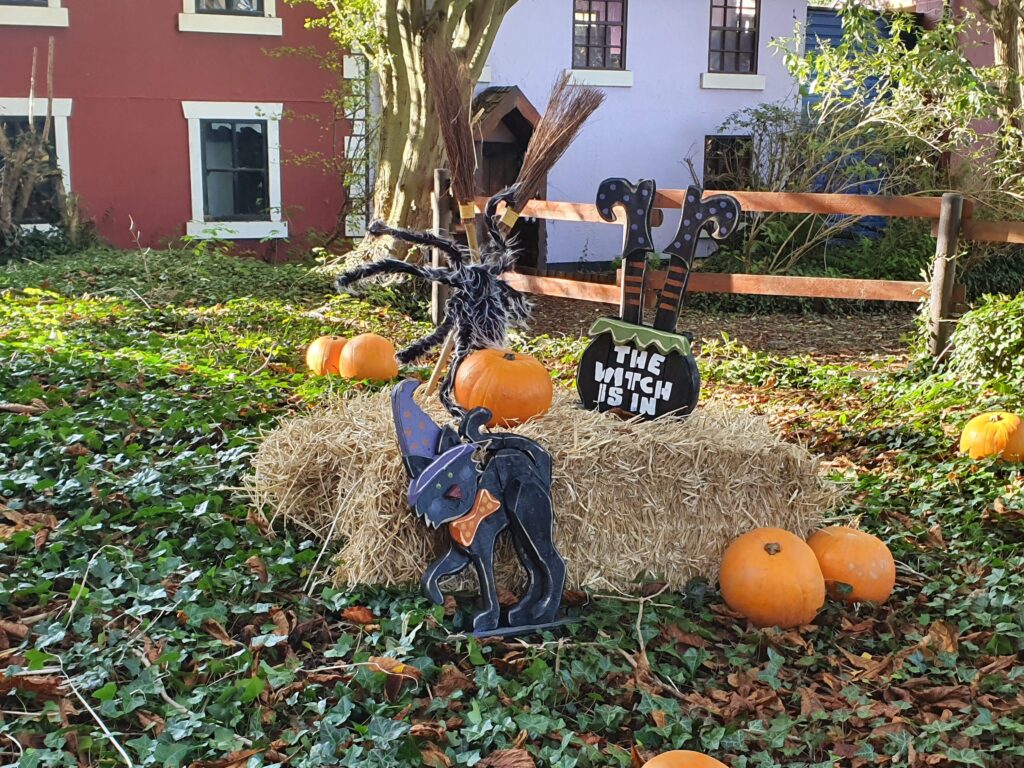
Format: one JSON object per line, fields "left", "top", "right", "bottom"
{"left": 990, "top": 414, "right": 1005, "bottom": 423}
{"left": 764, "top": 542, "right": 782, "bottom": 555}
{"left": 502, "top": 352, "right": 517, "bottom": 361}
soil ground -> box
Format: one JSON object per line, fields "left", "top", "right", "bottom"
{"left": 528, "top": 296, "right": 917, "bottom": 364}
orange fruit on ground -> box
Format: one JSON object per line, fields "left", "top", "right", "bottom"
{"left": 305, "top": 335, "right": 347, "bottom": 375}
{"left": 454, "top": 348, "right": 553, "bottom": 427}
{"left": 642, "top": 750, "right": 728, "bottom": 768}
{"left": 959, "top": 412, "right": 1024, "bottom": 461}
{"left": 338, "top": 333, "right": 399, "bottom": 381}
{"left": 807, "top": 526, "right": 896, "bottom": 604}
{"left": 719, "top": 527, "right": 825, "bottom": 629}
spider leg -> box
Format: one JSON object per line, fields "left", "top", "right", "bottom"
{"left": 368, "top": 220, "right": 465, "bottom": 267}
{"left": 398, "top": 314, "right": 454, "bottom": 364}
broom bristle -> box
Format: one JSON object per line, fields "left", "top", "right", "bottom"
{"left": 511, "top": 73, "right": 606, "bottom": 212}
{"left": 424, "top": 48, "right": 478, "bottom": 206}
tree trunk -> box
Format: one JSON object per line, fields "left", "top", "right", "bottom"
{"left": 349, "top": 0, "right": 516, "bottom": 262}
{"left": 980, "top": 1, "right": 1024, "bottom": 137}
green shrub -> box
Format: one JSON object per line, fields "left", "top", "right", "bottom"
{"left": 962, "top": 245, "right": 1024, "bottom": 300}
{"left": 947, "top": 292, "right": 1024, "bottom": 387}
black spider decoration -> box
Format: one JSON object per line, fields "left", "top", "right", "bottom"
{"left": 335, "top": 191, "right": 532, "bottom": 417}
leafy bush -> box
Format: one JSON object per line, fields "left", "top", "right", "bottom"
{"left": 962, "top": 245, "right": 1024, "bottom": 300}
{"left": 947, "top": 292, "right": 1024, "bottom": 387}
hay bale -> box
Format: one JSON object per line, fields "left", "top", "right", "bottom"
{"left": 245, "top": 389, "right": 836, "bottom": 592}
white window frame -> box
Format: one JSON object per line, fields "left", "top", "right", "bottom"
{"left": 182, "top": 101, "right": 287, "bottom": 240}
{"left": 0, "top": 0, "right": 68, "bottom": 27}
{"left": 178, "top": 0, "right": 282, "bottom": 36}
{"left": 0, "top": 97, "right": 72, "bottom": 231}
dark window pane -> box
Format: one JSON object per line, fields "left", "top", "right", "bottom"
{"left": 571, "top": 0, "right": 626, "bottom": 70}
{"left": 0, "top": 116, "right": 60, "bottom": 224}
{"left": 704, "top": 134, "right": 753, "bottom": 191}
{"left": 708, "top": 0, "right": 759, "bottom": 74}
{"left": 197, "top": 0, "right": 262, "bottom": 15}
{"left": 235, "top": 122, "right": 265, "bottom": 168}
{"left": 200, "top": 118, "right": 270, "bottom": 220}
{"left": 0, "top": 1, "right": 50, "bottom": 5}
{"left": 205, "top": 171, "right": 236, "bottom": 219}
{"left": 235, "top": 171, "right": 267, "bottom": 217}
{"left": 203, "top": 122, "right": 235, "bottom": 170}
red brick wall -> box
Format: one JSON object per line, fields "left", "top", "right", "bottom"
{"left": 0, "top": 0, "right": 346, "bottom": 254}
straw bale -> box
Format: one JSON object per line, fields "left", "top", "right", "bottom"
{"left": 245, "top": 389, "right": 836, "bottom": 592}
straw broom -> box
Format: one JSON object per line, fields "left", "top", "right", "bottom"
{"left": 422, "top": 49, "right": 481, "bottom": 393}
{"left": 496, "top": 73, "right": 606, "bottom": 234}
{"left": 426, "top": 72, "right": 606, "bottom": 392}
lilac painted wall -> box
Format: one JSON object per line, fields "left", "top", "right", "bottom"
{"left": 482, "top": 0, "right": 806, "bottom": 265}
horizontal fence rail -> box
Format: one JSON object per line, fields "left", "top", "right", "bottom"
{"left": 502, "top": 271, "right": 934, "bottom": 304}
{"left": 452, "top": 186, "right": 1021, "bottom": 357}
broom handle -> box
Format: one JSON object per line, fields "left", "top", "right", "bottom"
{"left": 426, "top": 330, "right": 456, "bottom": 395}
{"left": 459, "top": 202, "right": 481, "bottom": 263}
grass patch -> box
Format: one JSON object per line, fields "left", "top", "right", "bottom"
{"left": 1, "top": 250, "right": 1022, "bottom": 767}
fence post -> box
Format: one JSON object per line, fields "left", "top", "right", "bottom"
{"left": 431, "top": 169, "right": 452, "bottom": 326}
{"left": 928, "top": 192, "right": 963, "bottom": 358}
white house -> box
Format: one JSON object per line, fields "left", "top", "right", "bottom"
{"left": 481, "top": 0, "right": 806, "bottom": 268}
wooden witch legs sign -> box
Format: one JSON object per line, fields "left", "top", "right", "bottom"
{"left": 391, "top": 380, "right": 569, "bottom": 637}
{"left": 577, "top": 179, "right": 742, "bottom": 420}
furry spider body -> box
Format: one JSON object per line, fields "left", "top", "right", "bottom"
{"left": 335, "top": 202, "right": 531, "bottom": 416}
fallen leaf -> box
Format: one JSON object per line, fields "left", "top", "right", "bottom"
{"left": 0, "top": 620, "right": 30, "bottom": 640}
{"left": 920, "top": 620, "right": 959, "bottom": 656}
{"left": 799, "top": 686, "right": 826, "bottom": 716}
{"left": 651, "top": 709, "right": 667, "bottom": 728}
{"left": 659, "top": 624, "right": 708, "bottom": 648}
{"left": 476, "top": 748, "right": 535, "bottom": 768}
{"left": 0, "top": 400, "right": 48, "bottom": 415}
{"left": 342, "top": 606, "right": 375, "bottom": 625}
{"left": 410, "top": 722, "right": 446, "bottom": 741}
{"left": 201, "top": 619, "right": 238, "bottom": 647}
{"left": 420, "top": 743, "right": 452, "bottom": 768}
{"left": 189, "top": 748, "right": 262, "bottom": 768}
{"left": 924, "top": 523, "right": 946, "bottom": 549}
{"left": 0, "top": 674, "right": 67, "bottom": 698}
{"left": 497, "top": 588, "right": 518, "bottom": 608}
{"left": 367, "top": 656, "right": 422, "bottom": 701}
{"left": 434, "top": 664, "right": 474, "bottom": 698}
{"left": 443, "top": 595, "right": 457, "bottom": 618}
{"left": 137, "top": 710, "right": 165, "bottom": 736}
{"left": 562, "top": 589, "right": 588, "bottom": 606}
{"left": 246, "top": 507, "right": 276, "bottom": 539}
{"left": 246, "top": 556, "right": 268, "bottom": 583}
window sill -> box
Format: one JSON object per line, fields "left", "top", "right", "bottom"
{"left": 566, "top": 69, "right": 633, "bottom": 88}
{"left": 186, "top": 221, "right": 289, "bottom": 240}
{"left": 177, "top": 12, "right": 282, "bottom": 36}
{"left": 700, "top": 72, "right": 765, "bottom": 91}
{"left": 0, "top": 6, "right": 69, "bottom": 27}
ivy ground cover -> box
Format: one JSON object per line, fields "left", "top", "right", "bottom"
{"left": 1, "top": 249, "right": 1022, "bottom": 768}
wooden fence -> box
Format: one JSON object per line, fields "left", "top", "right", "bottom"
{"left": 430, "top": 171, "right": 1021, "bottom": 357}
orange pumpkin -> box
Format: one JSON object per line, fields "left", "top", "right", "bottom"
{"left": 338, "top": 333, "right": 399, "bottom": 381}
{"left": 959, "top": 412, "right": 1024, "bottom": 461}
{"left": 454, "top": 349, "right": 553, "bottom": 427}
{"left": 719, "top": 527, "right": 825, "bottom": 629}
{"left": 643, "top": 751, "right": 728, "bottom": 768}
{"left": 807, "top": 526, "right": 896, "bottom": 604}
{"left": 305, "top": 335, "right": 348, "bottom": 375}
